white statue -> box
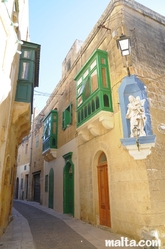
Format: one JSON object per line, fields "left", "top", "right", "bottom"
{"left": 126, "top": 95, "right": 146, "bottom": 137}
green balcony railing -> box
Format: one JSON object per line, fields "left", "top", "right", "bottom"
{"left": 77, "top": 89, "right": 112, "bottom": 127}
{"left": 42, "top": 135, "right": 57, "bottom": 153}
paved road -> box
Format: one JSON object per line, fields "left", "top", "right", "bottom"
{"left": 13, "top": 201, "right": 97, "bottom": 249}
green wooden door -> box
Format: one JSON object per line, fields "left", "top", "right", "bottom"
{"left": 48, "top": 168, "right": 54, "bottom": 209}
{"left": 63, "top": 163, "right": 74, "bottom": 216}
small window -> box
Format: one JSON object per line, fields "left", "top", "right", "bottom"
{"left": 25, "top": 144, "right": 28, "bottom": 154}
{"left": 18, "top": 154, "right": 20, "bottom": 162}
{"left": 24, "top": 165, "right": 26, "bottom": 170}
{"left": 45, "top": 175, "right": 48, "bottom": 192}
{"left": 21, "top": 178, "right": 23, "bottom": 189}
{"left": 62, "top": 103, "right": 72, "bottom": 130}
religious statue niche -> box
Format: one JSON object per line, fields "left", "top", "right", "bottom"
{"left": 126, "top": 95, "right": 146, "bottom": 138}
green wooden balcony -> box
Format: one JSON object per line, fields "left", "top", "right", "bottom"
{"left": 75, "top": 49, "right": 114, "bottom": 141}
{"left": 42, "top": 110, "right": 58, "bottom": 162}
{"left": 15, "top": 41, "right": 40, "bottom": 113}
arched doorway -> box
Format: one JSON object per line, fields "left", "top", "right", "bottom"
{"left": 97, "top": 152, "right": 111, "bottom": 227}
{"left": 48, "top": 168, "right": 54, "bottom": 209}
{"left": 63, "top": 162, "right": 74, "bottom": 216}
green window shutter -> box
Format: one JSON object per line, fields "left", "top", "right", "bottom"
{"left": 62, "top": 103, "right": 72, "bottom": 130}
{"left": 62, "top": 111, "right": 65, "bottom": 130}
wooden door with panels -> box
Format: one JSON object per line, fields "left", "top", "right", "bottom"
{"left": 97, "top": 153, "right": 111, "bottom": 227}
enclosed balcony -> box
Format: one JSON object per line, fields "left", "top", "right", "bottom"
{"left": 15, "top": 41, "right": 40, "bottom": 113}
{"left": 74, "top": 49, "right": 114, "bottom": 141}
{"left": 42, "top": 110, "right": 58, "bottom": 162}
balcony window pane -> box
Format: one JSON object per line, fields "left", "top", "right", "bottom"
{"left": 21, "top": 62, "right": 29, "bottom": 79}
{"left": 53, "top": 122, "right": 56, "bottom": 134}
{"left": 52, "top": 138, "right": 56, "bottom": 146}
{"left": 91, "top": 70, "right": 98, "bottom": 93}
{"left": 101, "top": 58, "right": 105, "bottom": 64}
{"left": 102, "top": 68, "right": 107, "bottom": 87}
{"left": 83, "top": 69, "right": 88, "bottom": 78}
{"left": 90, "top": 60, "right": 96, "bottom": 70}
{"left": 84, "top": 79, "right": 90, "bottom": 100}
{"left": 78, "top": 96, "right": 82, "bottom": 106}
{"left": 104, "top": 94, "right": 109, "bottom": 107}
{"left": 23, "top": 50, "right": 30, "bottom": 58}
{"left": 77, "top": 77, "right": 82, "bottom": 86}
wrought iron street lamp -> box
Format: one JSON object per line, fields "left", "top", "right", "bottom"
{"left": 116, "top": 34, "right": 131, "bottom": 56}
{"left": 116, "top": 34, "right": 131, "bottom": 76}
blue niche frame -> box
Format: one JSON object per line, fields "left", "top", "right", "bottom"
{"left": 118, "top": 75, "right": 156, "bottom": 146}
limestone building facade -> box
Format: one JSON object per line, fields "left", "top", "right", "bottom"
{"left": 17, "top": 0, "right": 165, "bottom": 246}
{"left": 0, "top": 0, "right": 40, "bottom": 235}
{"left": 41, "top": 0, "right": 165, "bottom": 244}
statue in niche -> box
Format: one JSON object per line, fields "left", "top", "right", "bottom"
{"left": 126, "top": 95, "right": 146, "bottom": 137}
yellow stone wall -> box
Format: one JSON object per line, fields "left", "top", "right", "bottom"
{"left": 15, "top": 0, "right": 165, "bottom": 245}
{"left": 0, "top": 0, "right": 30, "bottom": 235}
{"left": 73, "top": 0, "right": 165, "bottom": 244}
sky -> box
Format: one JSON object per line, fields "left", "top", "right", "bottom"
{"left": 28, "top": 0, "right": 165, "bottom": 112}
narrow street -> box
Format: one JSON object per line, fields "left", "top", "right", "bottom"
{"left": 13, "top": 201, "right": 97, "bottom": 249}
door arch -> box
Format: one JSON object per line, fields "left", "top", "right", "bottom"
{"left": 97, "top": 152, "right": 111, "bottom": 227}
{"left": 48, "top": 168, "right": 54, "bottom": 209}
{"left": 63, "top": 153, "right": 74, "bottom": 216}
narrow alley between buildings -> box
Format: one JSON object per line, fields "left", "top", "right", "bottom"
{"left": 0, "top": 200, "right": 125, "bottom": 249}
{"left": 13, "top": 200, "right": 97, "bottom": 249}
